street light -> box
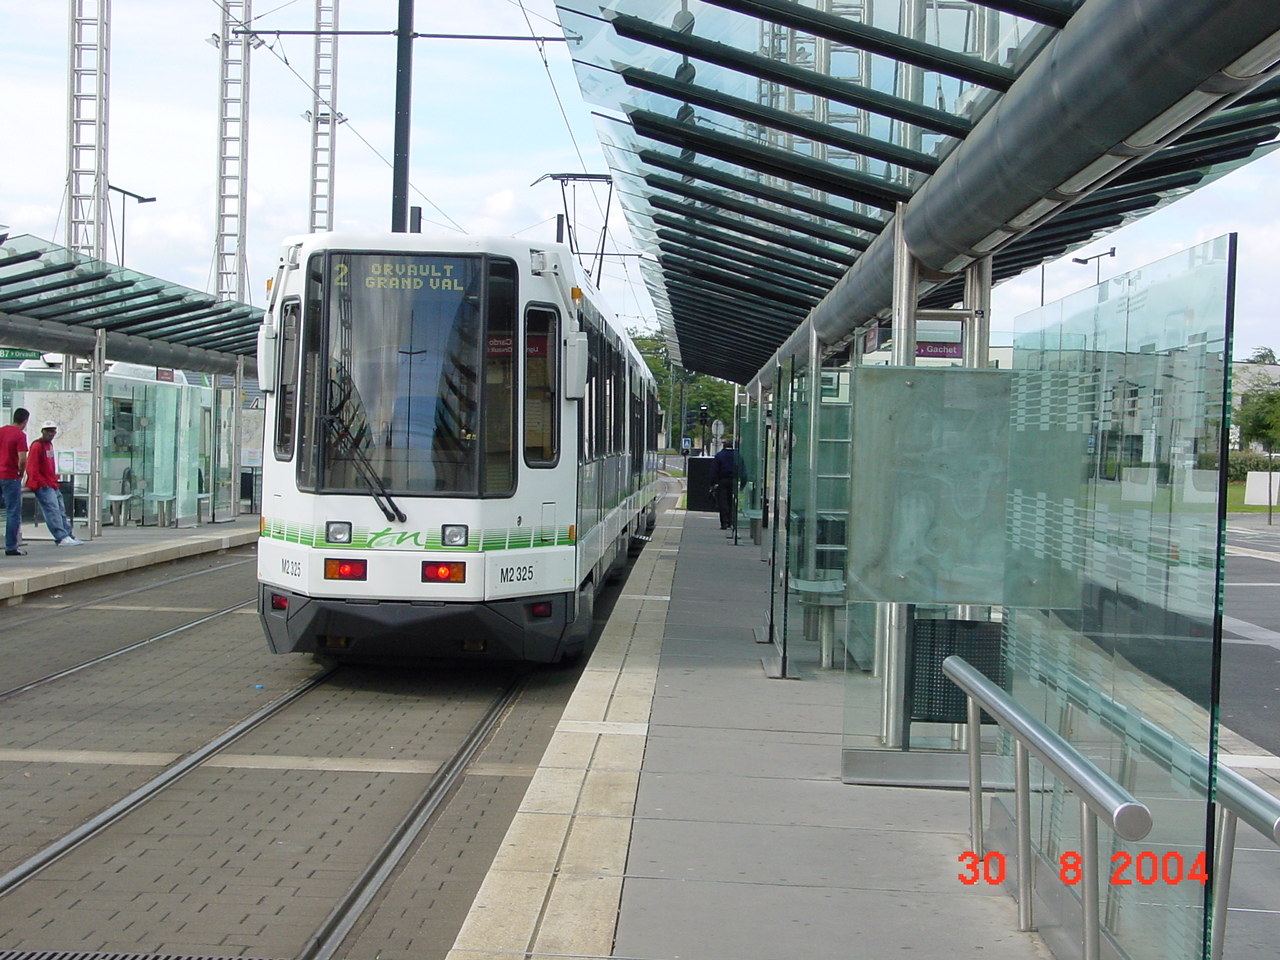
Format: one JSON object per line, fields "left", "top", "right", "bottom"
{"left": 107, "top": 184, "right": 157, "bottom": 268}
{"left": 1072, "top": 246, "right": 1116, "bottom": 286}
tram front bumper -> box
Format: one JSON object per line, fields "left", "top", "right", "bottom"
{"left": 257, "top": 584, "right": 573, "bottom": 662}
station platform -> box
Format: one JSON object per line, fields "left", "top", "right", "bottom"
{"left": 447, "top": 494, "right": 1053, "bottom": 960}
{"left": 0, "top": 515, "right": 260, "bottom": 605}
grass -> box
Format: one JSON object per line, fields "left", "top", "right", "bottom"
{"left": 1226, "top": 481, "right": 1280, "bottom": 514}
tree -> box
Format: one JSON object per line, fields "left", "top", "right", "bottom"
{"left": 1238, "top": 386, "right": 1280, "bottom": 452}
{"left": 628, "top": 328, "right": 738, "bottom": 450}
{"left": 1247, "top": 346, "right": 1278, "bottom": 365}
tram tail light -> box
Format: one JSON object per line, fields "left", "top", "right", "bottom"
{"left": 270, "top": 593, "right": 289, "bottom": 610}
{"left": 529, "top": 601, "right": 553, "bottom": 619}
{"left": 324, "top": 558, "right": 367, "bottom": 580}
{"left": 422, "top": 561, "right": 466, "bottom": 583}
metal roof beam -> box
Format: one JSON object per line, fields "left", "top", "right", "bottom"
{"left": 107, "top": 303, "right": 246, "bottom": 336}
{"left": 649, "top": 214, "right": 849, "bottom": 277}
{"left": 659, "top": 243, "right": 830, "bottom": 299}
{"left": 644, "top": 173, "right": 871, "bottom": 249}
{"left": 0, "top": 309, "right": 255, "bottom": 375}
{"left": 87, "top": 296, "right": 221, "bottom": 329}
{"left": 664, "top": 321, "right": 785, "bottom": 367}
{"left": 620, "top": 67, "right": 940, "bottom": 175}
{"left": 656, "top": 231, "right": 843, "bottom": 289}
{"left": 630, "top": 109, "right": 913, "bottom": 211}
{"left": 660, "top": 255, "right": 819, "bottom": 307}
{"left": 0, "top": 250, "right": 45, "bottom": 271}
{"left": 185, "top": 329, "right": 259, "bottom": 351}
{"left": 0, "top": 260, "right": 80, "bottom": 290}
{"left": 608, "top": 14, "right": 973, "bottom": 139}
{"left": 87, "top": 294, "right": 201, "bottom": 326}
{"left": 655, "top": 226, "right": 846, "bottom": 280}
{"left": 663, "top": 317, "right": 786, "bottom": 359}
{"left": 23, "top": 280, "right": 140, "bottom": 317}
{"left": 695, "top": 0, "right": 1018, "bottom": 90}
{"left": 662, "top": 275, "right": 809, "bottom": 323}
{"left": 649, "top": 198, "right": 861, "bottom": 262}
{"left": 175, "top": 315, "right": 265, "bottom": 344}
{"left": 970, "top": 0, "right": 1078, "bottom": 28}
{"left": 0, "top": 268, "right": 112, "bottom": 304}
{"left": 663, "top": 297, "right": 800, "bottom": 342}
{"left": 23, "top": 288, "right": 176, "bottom": 321}
{"left": 640, "top": 149, "right": 885, "bottom": 233}
{"left": 665, "top": 314, "right": 786, "bottom": 355}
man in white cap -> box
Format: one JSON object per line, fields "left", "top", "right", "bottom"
{"left": 25, "top": 422, "right": 82, "bottom": 546}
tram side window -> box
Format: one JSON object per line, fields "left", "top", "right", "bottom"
{"left": 482, "top": 258, "right": 518, "bottom": 496}
{"left": 524, "top": 306, "right": 559, "bottom": 467}
{"left": 273, "top": 298, "right": 301, "bottom": 460}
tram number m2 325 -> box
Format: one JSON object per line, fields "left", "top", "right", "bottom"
{"left": 281, "top": 558, "right": 302, "bottom": 577}
{"left": 499, "top": 564, "right": 535, "bottom": 584}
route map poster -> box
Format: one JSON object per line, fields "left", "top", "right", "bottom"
{"left": 17, "top": 390, "right": 94, "bottom": 474}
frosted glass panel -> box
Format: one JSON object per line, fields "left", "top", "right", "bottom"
{"left": 846, "top": 367, "right": 1011, "bottom": 604}
{"left": 1000, "top": 235, "right": 1233, "bottom": 960}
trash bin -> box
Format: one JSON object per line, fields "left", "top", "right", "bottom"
{"left": 686, "top": 457, "right": 717, "bottom": 512}
{"left": 906, "top": 617, "right": 1004, "bottom": 725}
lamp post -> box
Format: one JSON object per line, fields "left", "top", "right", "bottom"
{"left": 1072, "top": 247, "right": 1116, "bottom": 286}
{"left": 107, "top": 184, "right": 156, "bottom": 268}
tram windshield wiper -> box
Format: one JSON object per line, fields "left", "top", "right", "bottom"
{"left": 323, "top": 371, "right": 407, "bottom": 524}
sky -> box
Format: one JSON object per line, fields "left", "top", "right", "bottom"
{"left": 1, "top": 1, "right": 1277, "bottom": 363}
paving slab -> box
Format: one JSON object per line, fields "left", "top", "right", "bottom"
{"left": 446, "top": 497, "right": 1051, "bottom": 960}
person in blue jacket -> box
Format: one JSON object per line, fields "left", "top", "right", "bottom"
{"left": 709, "top": 438, "right": 743, "bottom": 531}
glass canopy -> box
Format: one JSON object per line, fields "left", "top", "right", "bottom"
{"left": 0, "top": 233, "right": 263, "bottom": 356}
{"left": 556, "top": 0, "right": 1280, "bottom": 384}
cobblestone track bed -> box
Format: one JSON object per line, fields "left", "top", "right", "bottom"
{"left": 0, "top": 600, "right": 318, "bottom": 872}
{"left": 340, "top": 669, "right": 585, "bottom": 960}
{"left": 0, "top": 663, "right": 576, "bottom": 958}
{"left": 0, "top": 510, "right": 660, "bottom": 958}
{"left": 0, "top": 548, "right": 258, "bottom": 695}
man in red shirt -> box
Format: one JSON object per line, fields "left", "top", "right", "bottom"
{"left": 25, "top": 422, "right": 82, "bottom": 547}
{"left": 0, "top": 407, "right": 29, "bottom": 556}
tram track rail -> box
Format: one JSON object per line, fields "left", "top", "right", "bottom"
{"left": 0, "top": 663, "right": 338, "bottom": 899}
{"left": 300, "top": 673, "right": 528, "bottom": 960}
{"left": 0, "top": 598, "right": 256, "bottom": 703}
{"left": 0, "top": 658, "right": 531, "bottom": 960}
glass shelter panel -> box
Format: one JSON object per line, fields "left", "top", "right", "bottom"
{"left": 835, "top": 237, "right": 1233, "bottom": 960}
{"left": 998, "top": 237, "right": 1232, "bottom": 960}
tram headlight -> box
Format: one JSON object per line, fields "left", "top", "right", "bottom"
{"left": 441, "top": 524, "right": 469, "bottom": 547}
{"left": 325, "top": 521, "right": 353, "bottom": 544}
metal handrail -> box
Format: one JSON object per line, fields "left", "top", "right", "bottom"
{"left": 1024, "top": 655, "right": 1280, "bottom": 960}
{"left": 1216, "top": 762, "right": 1280, "bottom": 844}
{"left": 1211, "top": 763, "right": 1280, "bottom": 959}
{"left": 943, "top": 656, "right": 1154, "bottom": 839}
{"left": 942, "top": 655, "right": 1153, "bottom": 960}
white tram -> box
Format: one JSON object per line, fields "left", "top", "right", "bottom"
{"left": 255, "top": 232, "right": 661, "bottom": 662}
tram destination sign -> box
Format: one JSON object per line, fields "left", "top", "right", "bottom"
{"left": 336, "top": 255, "right": 467, "bottom": 292}
{"left": 0, "top": 348, "right": 41, "bottom": 360}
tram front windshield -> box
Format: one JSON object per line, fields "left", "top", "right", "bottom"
{"left": 301, "top": 252, "right": 517, "bottom": 498}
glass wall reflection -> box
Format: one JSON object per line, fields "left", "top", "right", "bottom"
{"left": 780, "top": 236, "right": 1234, "bottom": 959}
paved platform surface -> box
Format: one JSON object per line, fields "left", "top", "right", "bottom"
{"left": 448, "top": 499, "right": 1052, "bottom": 960}
{"left": 0, "top": 514, "right": 259, "bottom": 603}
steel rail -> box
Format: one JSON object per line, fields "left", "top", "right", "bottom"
{"left": 297, "top": 673, "right": 528, "bottom": 960}
{"left": 0, "top": 596, "right": 256, "bottom": 702}
{"left": 0, "top": 664, "right": 337, "bottom": 898}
